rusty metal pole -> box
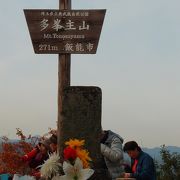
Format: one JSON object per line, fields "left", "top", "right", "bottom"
{"left": 57, "top": 0, "right": 71, "bottom": 154}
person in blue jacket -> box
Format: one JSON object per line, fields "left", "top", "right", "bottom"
{"left": 123, "top": 141, "right": 156, "bottom": 180}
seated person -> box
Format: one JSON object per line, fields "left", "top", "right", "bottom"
{"left": 123, "top": 141, "right": 156, "bottom": 180}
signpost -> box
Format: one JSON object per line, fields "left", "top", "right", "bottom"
{"left": 59, "top": 0, "right": 71, "bottom": 153}
{"left": 24, "top": 0, "right": 106, "bottom": 155}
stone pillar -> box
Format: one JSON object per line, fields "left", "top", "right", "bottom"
{"left": 58, "top": 86, "right": 110, "bottom": 180}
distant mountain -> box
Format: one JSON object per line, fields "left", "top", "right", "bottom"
{"left": 0, "top": 137, "right": 180, "bottom": 163}
{"left": 143, "top": 146, "right": 180, "bottom": 162}
{"left": 0, "top": 138, "right": 21, "bottom": 152}
{"left": 0, "top": 135, "right": 40, "bottom": 151}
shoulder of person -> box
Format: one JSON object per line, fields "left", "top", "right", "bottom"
{"left": 140, "top": 151, "right": 154, "bottom": 162}
{"left": 107, "top": 130, "right": 124, "bottom": 143}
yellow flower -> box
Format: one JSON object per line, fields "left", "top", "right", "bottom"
{"left": 65, "top": 139, "right": 85, "bottom": 149}
{"left": 76, "top": 148, "right": 92, "bottom": 168}
{"left": 64, "top": 138, "right": 92, "bottom": 168}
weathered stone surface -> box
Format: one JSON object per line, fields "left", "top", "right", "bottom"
{"left": 58, "top": 86, "right": 110, "bottom": 179}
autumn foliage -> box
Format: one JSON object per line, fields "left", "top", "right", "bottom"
{"left": 0, "top": 128, "right": 57, "bottom": 175}
{"left": 0, "top": 129, "right": 38, "bottom": 175}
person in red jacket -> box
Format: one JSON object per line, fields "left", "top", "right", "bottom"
{"left": 22, "top": 139, "right": 51, "bottom": 179}
{"left": 22, "top": 147, "right": 39, "bottom": 162}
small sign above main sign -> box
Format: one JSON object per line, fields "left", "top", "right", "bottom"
{"left": 24, "top": 9, "right": 106, "bottom": 54}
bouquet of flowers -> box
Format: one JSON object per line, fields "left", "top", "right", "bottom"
{"left": 40, "top": 139, "right": 94, "bottom": 180}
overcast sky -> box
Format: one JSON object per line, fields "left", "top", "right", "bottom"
{"left": 0, "top": 0, "right": 180, "bottom": 148}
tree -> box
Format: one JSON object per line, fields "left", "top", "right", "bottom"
{"left": 0, "top": 128, "right": 56, "bottom": 175}
{"left": 156, "top": 145, "right": 180, "bottom": 180}
{"left": 0, "top": 129, "right": 38, "bottom": 175}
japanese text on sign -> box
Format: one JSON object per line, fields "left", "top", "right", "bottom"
{"left": 24, "top": 9, "right": 106, "bottom": 54}
{"left": 40, "top": 19, "right": 90, "bottom": 31}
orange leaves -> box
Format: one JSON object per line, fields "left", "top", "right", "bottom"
{"left": 0, "top": 140, "right": 33, "bottom": 175}
{"left": 0, "top": 128, "right": 56, "bottom": 175}
{"left": 0, "top": 129, "right": 34, "bottom": 175}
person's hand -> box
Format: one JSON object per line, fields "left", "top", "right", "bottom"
{"left": 123, "top": 173, "right": 131, "bottom": 178}
{"left": 35, "top": 144, "right": 41, "bottom": 150}
{"left": 100, "top": 143, "right": 106, "bottom": 153}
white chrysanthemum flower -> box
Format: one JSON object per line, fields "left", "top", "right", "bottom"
{"left": 40, "top": 152, "right": 62, "bottom": 179}
{"left": 60, "top": 157, "right": 94, "bottom": 180}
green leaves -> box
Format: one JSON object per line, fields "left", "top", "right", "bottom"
{"left": 156, "top": 145, "right": 180, "bottom": 180}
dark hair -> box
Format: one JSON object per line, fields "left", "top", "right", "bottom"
{"left": 123, "top": 141, "right": 141, "bottom": 152}
{"left": 49, "top": 134, "right": 57, "bottom": 144}
{"left": 39, "top": 139, "right": 51, "bottom": 151}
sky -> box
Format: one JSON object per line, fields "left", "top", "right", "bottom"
{"left": 0, "top": 0, "right": 180, "bottom": 148}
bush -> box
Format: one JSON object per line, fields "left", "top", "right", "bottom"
{"left": 156, "top": 145, "right": 180, "bottom": 180}
{"left": 0, "top": 128, "right": 39, "bottom": 175}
